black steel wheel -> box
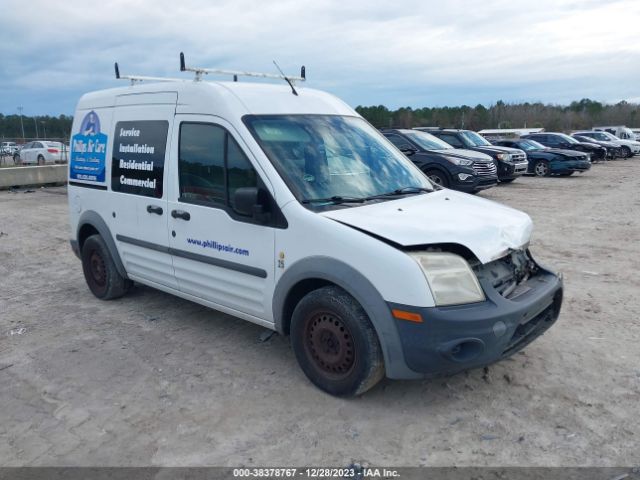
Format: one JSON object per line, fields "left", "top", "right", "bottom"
{"left": 533, "top": 160, "right": 550, "bottom": 177}
{"left": 81, "top": 234, "right": 131, "bottom": 300}
{"left": 290, "top": 286, "right": 385, "bottom": 396}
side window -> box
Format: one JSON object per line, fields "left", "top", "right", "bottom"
{"left": 439, "top": 134, "right": 464, "bottom": 148}
{"left": 227, "top": 136, "right": 257, "bottom": 210}
{"left": 179, "top": 123, "right": 226, "bottom": 205}
{"left": 33, "top": 142, "right": 43, "bottom": 149}
{"left": 546, "top": 135, "right": 560, "bottom": 146}
{"left": 179, "top": 123, "right": 258, "bottom": 215}
{"left": 385, "top": 134, "right": 413, "bottom": 150}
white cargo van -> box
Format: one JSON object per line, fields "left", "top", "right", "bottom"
{"left": 592, "top": 125, "right": 637, "bottom": 141}
{"left": 68, "top": 58, "right": 563, "bottom": 396}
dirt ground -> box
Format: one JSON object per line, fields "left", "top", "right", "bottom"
{"left": 0, "top": 159, "right": 639, "bottom": 467}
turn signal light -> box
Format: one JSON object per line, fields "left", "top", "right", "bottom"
{"left": 392, "top": 309, "right": 423, "bottom": 323}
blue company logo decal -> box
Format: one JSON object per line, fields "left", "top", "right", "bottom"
{"left": 70, "top": 111, "right": 108, "bottom": 182}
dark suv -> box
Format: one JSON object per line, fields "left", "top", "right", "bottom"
{"left": 415, "top": 128, "right": 528, "bottom": 183}
{"left": 382, "top": 129, "right": 498, "bottom": 193}
{"left": 521, "top": 132, "right": 606, "bottom": 162}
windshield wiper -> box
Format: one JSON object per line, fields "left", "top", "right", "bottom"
{"left": 301, "top": 195, "right": 366, "bottom": 205}
{"left": 365, "top": 186, "right": 434, "bottom": 200}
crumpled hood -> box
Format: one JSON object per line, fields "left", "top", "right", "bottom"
{"left": 547, "top": 148, "right": 589, "bottom": 158}
{"left": 321, "top": 190, "right": 532, "bottom": 264}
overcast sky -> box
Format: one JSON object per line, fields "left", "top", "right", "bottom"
{"left": 1, "top": 0, "right": 639, "bottom": 115}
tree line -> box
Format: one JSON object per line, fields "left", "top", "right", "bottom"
{"left": 0, "top": 114, "right": 73, "bottom": 141}
{"left": 2, "top": 98, "right": 639, "bottom": 140}
{"left": 356, "top": 99, "right": 640, "bottom": 132}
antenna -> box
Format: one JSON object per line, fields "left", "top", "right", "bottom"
{"left": 273, "top": 60, "right": 297, "bottom": 96}
{"left": 179, "top": 52, "right": 306, "bottom": 85}
{"left": 114, "top": 61, "right": 185, "bottom": 85}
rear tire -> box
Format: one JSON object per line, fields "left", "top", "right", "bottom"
{"left": 621, "top": 146, "right": 631, "bottom": 158}
{"left": 81, "top": 234, "right": 131, "bottom": 300}
{"left": 14, "top": 154, "right": 21, "bottom": 165}
{"left": 37, "top": 155, "right": 45, "bottom": 165}
{"left": 290, "top": 286, "right": 385, "bottom": 397}
{"left": 533, "top": 160, "right": 550, "bottom": 177}
{"left": 424, "top": 169, "right": 450, "bottom": 188}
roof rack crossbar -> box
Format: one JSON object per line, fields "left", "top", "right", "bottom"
{"left": 179, "top": 52, "right": 306, "bottom": 83}
{"left": 114, "top": 62, "right": 185, "bottom": 85}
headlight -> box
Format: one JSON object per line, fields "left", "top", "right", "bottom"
{"left": 496, "top": 153, "right": 511, "bottom": 161}
{"left": 410, "top": 252, "right": 486, "bottom": 306}
{"left": 444, "top": 156, "right": 473, "bottom": 166}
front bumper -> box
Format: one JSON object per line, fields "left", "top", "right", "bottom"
{"left": 497, "top": 160, "right": 528, "bottom": 180}
{"left": 387, "top": 259, "right": 563, "bottom": 377}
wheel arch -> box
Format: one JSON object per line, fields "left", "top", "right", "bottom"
{"left": 273, "top": 256, "right": 417, "bottom": 379}
{"left": 76, "top": 210, "right": 128, "bottom": 279}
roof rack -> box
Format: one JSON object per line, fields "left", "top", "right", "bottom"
{"left": 179, "top": 52, "right": 305, "bottom": 83}
{"left": 114, "top": 63, "right": 185, "bottom": 85}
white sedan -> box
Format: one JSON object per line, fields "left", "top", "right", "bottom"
{"left": 14, "top": 141, "right": 68, "bottom": 165}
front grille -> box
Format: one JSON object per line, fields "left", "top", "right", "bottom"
{"left": 473, "top": 161, "right": 497, "bottom": 177}
{"left": 510, "top": 152, "right": 527, "bottom": 163}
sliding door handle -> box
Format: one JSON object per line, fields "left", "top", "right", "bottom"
{"left": 146, "top": 205, "right": 163, "bottom": 215}
{"left": 171, "top": 209, "right": 191, "bottom": 221}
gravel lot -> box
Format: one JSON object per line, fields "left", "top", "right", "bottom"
{"left": 1, "top": 160, "right": 639, "bottom": 467}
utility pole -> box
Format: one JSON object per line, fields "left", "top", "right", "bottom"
{"left": 34, "top": 117, "right": 39, "bottom": 139}
{"left": 41, "top": 121, "right": 46, "bottom": 139}
{"left": 17, "top": 106, "right": 25, "bottom": 141}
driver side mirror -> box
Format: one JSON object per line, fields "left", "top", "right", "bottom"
{"left": 233, "top": 187, "right": 270, "bottom": 222}
{"left": 399, "top": 145, "right": 417, "bottom": 156}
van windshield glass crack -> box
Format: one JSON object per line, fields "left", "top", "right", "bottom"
{"left": 243, "top": 115, "right": 433, "bottom": 209}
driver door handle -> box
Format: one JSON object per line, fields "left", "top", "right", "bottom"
{"left": 171, "top": 209, "right": 191, "bottom": 221}
{"left": 146, "top": 205, "right": 163, "bottom": 215}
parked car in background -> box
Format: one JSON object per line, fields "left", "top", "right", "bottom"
{"left": 381, "top": 128, "right": 498, "bottom": 192}
{"left": 521, "top": 132, "right": 606, "bottom": 162}
{"left": 571, "top": 134, "right": 621, "bottom": 159}
{"left": 13, "top": 141, "right": 68, "bottom": 165}
{"left": 629, "top": 128, "right": 640, "bottom": 140}
{"left": 1, "top": 141, "right": 20, "bottom": 155}
{"left": 493, "top": 138, "right": 591, "bottom": 177}
{"left": 415, "top": 128, "right": 528, "bottom": 183}
{"left": 573, "top": 130, "right": 640, "bottom": 158}
{"left": 593, "top": 125, "right": 637, "bottom": 141}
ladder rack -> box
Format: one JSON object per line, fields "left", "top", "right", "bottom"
{"left": 114, "top": 54, "right": 307, "bottom": 89}
{"left": 114, "top": 63, "right": 185, "bottom": 85}
{"left": 179, "top": 52, "right": 306, "bottom": 83}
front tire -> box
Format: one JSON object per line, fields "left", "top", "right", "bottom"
{"left": 290, "top": 286, "right": 385, "bottom": 397}
{"left": 81, "top": 234, "right": 132, "bottom": 300}
{"left": 424, "top": 169, "right": 450, "bottom": 188}
{"left": 533, "top": 160, "right": 550, "bottom": 177}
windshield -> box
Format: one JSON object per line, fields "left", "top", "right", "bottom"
{"left": 460, "top": 131, "right": 492, "bottom": 147}
{"left": 599, "top": 131, "right": 620, "bottom": 141}
{"left": 557, "top": 133, "right": 579, "bottom": 144}
{"left": 517, "top": 140, "right": 545, "bottom": 151}
{"left": 404, "top": 130, "right": 453, "bottom": 150}
{"left": 243, "top": 115, "right": 433, "bottom": 205}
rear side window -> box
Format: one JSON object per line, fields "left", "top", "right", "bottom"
{"left": 179, "top": 123, "right": 257, "bottom": 213}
